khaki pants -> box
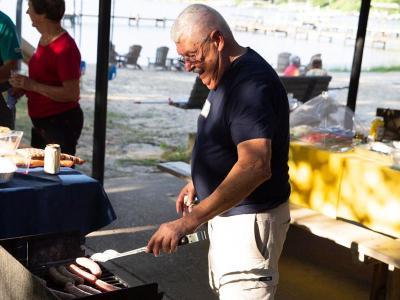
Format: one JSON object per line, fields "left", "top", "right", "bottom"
{"left": 208, "top": 201, "right": 290, "bottom": 300}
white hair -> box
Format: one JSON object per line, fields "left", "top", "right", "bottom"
{"left": 171, "top": 4, "right": 233, "bottom": 43}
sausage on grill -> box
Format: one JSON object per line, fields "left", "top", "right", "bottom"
{"left": 67, "top": 263, "right": 97, "bottom": 283}
{"left": 64, "top": 282, "right": 93, "bottom": 297}
{"left": 48, "top": 288, "right": 77, "bottom": 299}
{"left": 75, "top": 257, "right": 102, "bottom": 277}
{"left": 48, "top": 267, "right": 74, "bottom": 287}
{"left": 94, "top": 279, "right": 121, "bottom": 292}
{"left": 77, "top": 284, "right": 102, "bottom": 294}
{"left": 57, "top": 265, "right": 84, "bottom": 285}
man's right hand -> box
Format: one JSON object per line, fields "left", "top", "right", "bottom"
{"left": 176, "top": 181, "right": 196, "bottom": 215}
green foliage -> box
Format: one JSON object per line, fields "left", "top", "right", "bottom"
{"left": 308, "top": 0, "right": 360, "bottom": 10}
{"left": 375, "top": 0, "right": 400, "bottom": 4}
{"left": 367, "top": 65, "right": 400, "bottom": 72}
{"left": 161, "top": 145, "right": 191, "bottom": 162}
{"left": 328, "top": 65, "right": 400, "bottom": 72}
{"left": 310, "top": 0, "right": 330, "bottom": 8}
{"left": 327, "top": 66, "right": 350, "bottom": 72}
{"left": 278, "top": 0, "right": 399, "bottom": 12}
{"left": 274, "top": 0, "right": 289, "bottom": 4}
{"left": 330, "top": 0, "right": 361, "bottom": 11}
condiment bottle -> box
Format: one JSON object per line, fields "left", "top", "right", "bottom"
{"left": 369, "top": 116, "right": 385, "bottom": 142}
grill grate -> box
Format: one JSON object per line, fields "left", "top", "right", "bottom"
{"left": 0, "top": 231, "right": 163, "bottom": 299}
{"left": 30, "top": 261, "right": 129, "bottom": 291}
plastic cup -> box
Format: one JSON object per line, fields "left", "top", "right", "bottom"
{"left": 392, "top": 150, "right": 400, "bottom": 169}
{"left": 0, "top": 131, "right": 23, "bottom": 155}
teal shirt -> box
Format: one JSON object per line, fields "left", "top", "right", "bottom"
{"left": 0, "top": 10, "right": 23, "bottom": 65}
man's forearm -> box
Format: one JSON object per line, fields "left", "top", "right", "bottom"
{"left": 183, "top": 159, "right": 270, "bottom": 230}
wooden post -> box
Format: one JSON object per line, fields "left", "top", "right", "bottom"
{"left": 92, "top": 0, "right": 112, "bottom": 184}
{"left": 346, "top": 0, "right": 371, "bottom": 113}
{"left": 386, "top": 268, "right": 400, "bottom": 300}
{"left": 370, "top": 263, "right": 388, "bottom": 299}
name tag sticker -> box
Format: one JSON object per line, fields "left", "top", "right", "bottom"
{"left": 201, "top": 99, "right": 211, "bottom": 118}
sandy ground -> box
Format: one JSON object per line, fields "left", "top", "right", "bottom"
{"left": 77, "top": 66, "right": 200, "bottom": 177}
{"left": 73, "top": 65, "right": 400, "bottom": 178}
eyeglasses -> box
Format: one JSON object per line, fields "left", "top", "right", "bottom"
{"left": 177, "top": 35, "right": 211, "bottom": 66}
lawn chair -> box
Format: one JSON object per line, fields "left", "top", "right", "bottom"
{"left": 279, "top": 75, "right": 332, "bottom": 103}
{"left": 305, "top": 53, "right": 322, "bottom": 73}
{"left": 148, "top": 46, "right": 169, "bottom": 70}
{"left": 122, "top": 45, "right": 142, "bottom": 69}
{"left": 109, "top": 42, "right": 119, "bottom": 65}
{"left": 276, "top": 52, "right": 291, "bottom": 73}
{"left": 109, "top": 42, "right": 125, "bottom": 67}
{"left": 169, "top": 77, "right": 209, "bottom": 109}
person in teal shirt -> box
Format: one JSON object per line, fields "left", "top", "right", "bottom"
{"left": 0, "top": 10, "right": 23, "bottom": 129}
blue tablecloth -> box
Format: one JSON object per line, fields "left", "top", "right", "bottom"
{"left": 0, "top": 168, "right": 116, "bottom": 239}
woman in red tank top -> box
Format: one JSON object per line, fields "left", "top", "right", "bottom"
{"left": 9, "top": 0, "right": 83, "bottom": 155}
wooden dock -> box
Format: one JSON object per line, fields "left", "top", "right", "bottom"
{"left": 127, "top": 15, "right": 174, "bottom": 28}
{"left": 231, "top": 18, "right": 400, "bottom": 50}
{"left": 63, "top": 13, "right": 400, "bottom": 50}
{"left": 63, "top": 13, "right": 174, "bottom": 28}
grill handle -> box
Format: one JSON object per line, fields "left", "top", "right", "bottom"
{"left": 179, "top": 230, "right": 208, "bottom": 245}
{"left": 91, "top": 231, "right": 208, "bottom": 262}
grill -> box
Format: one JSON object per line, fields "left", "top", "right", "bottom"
{"left": 0, "top": 231, "right": 163, "bottom": 300}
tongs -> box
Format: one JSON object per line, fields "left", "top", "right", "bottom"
{"left": 90, "top": 231, "right": 207, "bottom": 262}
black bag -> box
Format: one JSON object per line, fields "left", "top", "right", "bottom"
{"left": 376, "top": 108, "right": 400, "bottom": 140}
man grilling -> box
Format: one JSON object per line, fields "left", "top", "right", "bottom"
{"left": 146, "top": 4, "right": 291, "bottom": 299}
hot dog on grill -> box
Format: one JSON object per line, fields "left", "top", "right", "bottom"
{"left": 64, "top": 282, "right": 93, "bottom": 297}
{"left": 77, "top": 284, "right": 102, "bottom": 294}
{"left": 57, "top": 265, "right": 84, "bottom": 285}
{"left": 67, "top": 264, "right": 97, "bottom": 283}
{"left": 48, "top": 266, "right": 74, "bottom": 287}
{"left": 94, "top": 279, "right": 121, "bottom": 292}
{"left": 48, "top": 288, "right": 77, "bottom": 299}
{"left": 75, "top": 257, "right": 102, "bottom": 277}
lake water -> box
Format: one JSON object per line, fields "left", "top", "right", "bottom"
{"left": 2, "top": 0, "right": 400, "bottom": 69}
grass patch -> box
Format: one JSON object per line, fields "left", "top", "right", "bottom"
{"left": 15, "top": 97, "right": 32, "bottom": 145}
{"left": 327, "top": 67, "right": 351, "bottom": 72}
{"left": 115, "top": 158, "right": 159, "bottom": 167}
{"left": 106, "top": 111, "right": 129, "bottom": 129}
{"left": 161, "top": 145, "right": 191, "bottom": 162}
{"left": 328, "top": 65, "right": 400, "bottom": 73}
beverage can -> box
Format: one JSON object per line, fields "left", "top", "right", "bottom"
{"left": 44, "top": 144, "right": 61, "bottom": 174}
{"left": 369, "top": 117, "right": 385, "bottom": 141}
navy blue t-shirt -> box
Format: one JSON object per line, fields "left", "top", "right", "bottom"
{"left": 191, "top": 48, "right": 290, "bottom": 216}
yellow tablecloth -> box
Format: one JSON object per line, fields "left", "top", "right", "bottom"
{"left": 289, "top": 141, "right": 400, "bottom": 238}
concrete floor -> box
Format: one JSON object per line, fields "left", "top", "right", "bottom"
{"left": 85, "top": 170, "right": 374, "bottom": 300}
